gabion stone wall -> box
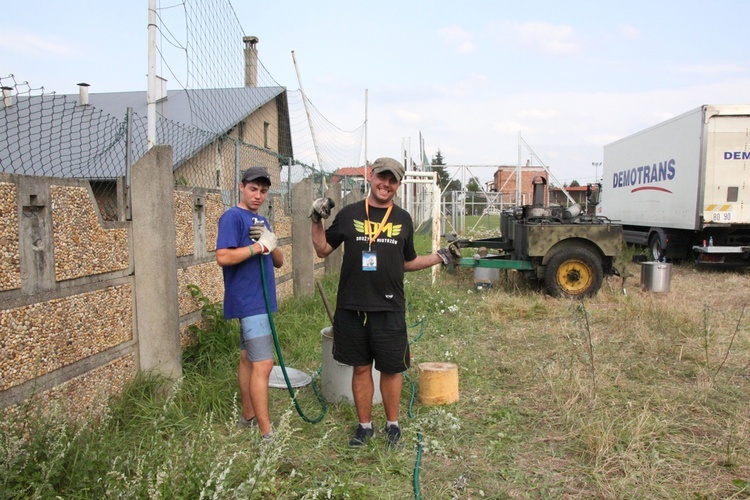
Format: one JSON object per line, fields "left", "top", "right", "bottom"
{"left": 51, "top": 186, "right": 128, "bottom": 281}
{"left": 0, "top": 285, "right": 133, "bottom": 392}
{"left": 174, "top": 190, "right": 195, "bottom": 257}
{"left": 0, "top": 182, "right": 21, "bottom": 291}
{"left": 2, "top": 355, "right": 136, "bottom": 421}
{"left": 1, "top": 172, "right": 314, "bottom": 419}
{"left": 177, "top": 262, "right": 224, "bottom": 317}
{"left": 204, "top": 193, "right": 223, "bottom": 253}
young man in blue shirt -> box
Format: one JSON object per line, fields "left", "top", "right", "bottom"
{"left": 216, "top": 166, "right": 283, "bottom": 440}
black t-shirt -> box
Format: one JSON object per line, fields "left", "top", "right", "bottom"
{"left": 326, "top": 200, "right": 417, "bottom": 312}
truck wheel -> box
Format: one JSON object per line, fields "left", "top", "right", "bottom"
{"left": 648, "top": 233, "right": 666, "bottom": 261}
{"left": 544, "top": 247, "right": 603, "bottom": 298}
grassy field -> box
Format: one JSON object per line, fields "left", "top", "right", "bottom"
{"left": 441, "top": 214, "right": 503, "bottom": 239}
{"left": 2, "top": 237, "right": 750, "bottom": 498}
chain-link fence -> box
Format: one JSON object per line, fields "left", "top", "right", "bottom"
{"left": 2, "top": 0, "right": 368, "bottom": 222}
{"left": 1, "top": 74, "right": 365, "bottom": 225}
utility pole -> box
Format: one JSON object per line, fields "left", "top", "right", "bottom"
{"left": 592, "top": 162, "right": 602, "bottom": 183}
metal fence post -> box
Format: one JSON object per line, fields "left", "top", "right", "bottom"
{"left": 234, "top": 139, "right": 240, "bottom": 206}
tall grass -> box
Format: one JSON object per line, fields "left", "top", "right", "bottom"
{"left": 2, "top": 235, "right": 749, "bottom": 498}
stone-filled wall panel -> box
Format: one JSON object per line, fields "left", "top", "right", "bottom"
{"left": 174, "top": 190, "right": 194, "bottom": 257}
{"left": 2, "top": 354, "right": 135, "bottom": 422}
{"left": 273, "top": 204, "right": 291, "bottom": 239}
{"left": 275, "top": 244, "right": 293, "bottom": 280}
{"left": 51, "top": 186, "right": 128, "bottom": 281}
{"left": 0, "top": 182, "right": 20, "bottom": 291}
{"left": 177, "top": 262, "right": 223, "bottom": 317}
{"left": 276, "top": 279, "right": 293, "bottom": 302}
{"left": 0, "top": 284, "right": 133, "bottom": 391}
{"left": 180, "top": 323, "right": 198, "bottom": 349}
{"left": 204, "top": 193, "right": 223, "bottom": 253}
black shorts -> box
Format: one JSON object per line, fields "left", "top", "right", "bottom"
{"left": 332, "top": 309, "right": 410, "bottom": 374}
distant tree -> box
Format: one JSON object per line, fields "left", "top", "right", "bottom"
{"left": 569, "top": 180, "right": 580, "bottom": 187}
{"left": 445, "top": 179, "right": 462, "bottom": 192}
{"left": 466, "top": 177, "right": 485, "bottom": 212}
{"left": 466, "top": 177, "right": 481, "bottom": 192}
{"left": 432, "top": 149, "right": 445, "bottom": 165}
{"left": 430, "top": 149, "right": 452, "bottom": 191}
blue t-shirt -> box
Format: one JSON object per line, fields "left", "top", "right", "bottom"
{"left": 216, "top": 206, "right": 278, "bottom": 319}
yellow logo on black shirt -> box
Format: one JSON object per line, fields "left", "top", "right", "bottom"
{"left": 353, "top": 219, "right": 402, "bottom": 237}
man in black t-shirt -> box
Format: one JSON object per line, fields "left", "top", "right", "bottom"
{"left": 311, "top": 157, "right": 458, "bottom": 448}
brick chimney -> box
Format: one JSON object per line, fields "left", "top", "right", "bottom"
{"left": 243, "top": 36, "right": 259, "bottom": 88}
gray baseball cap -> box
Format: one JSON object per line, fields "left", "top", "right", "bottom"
{"left": 371, "top": 157, "right": 404, "bottom": 182}
{"left": 241, "top": 166, "right": 271, "bottom": 185}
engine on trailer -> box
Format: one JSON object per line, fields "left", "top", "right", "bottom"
{"left": 451, "top": 176, "right": 623, "bottom": 298}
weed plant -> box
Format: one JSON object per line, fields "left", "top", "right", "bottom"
{"left": 2, "top": 236, "right": 749, "bottom": 498}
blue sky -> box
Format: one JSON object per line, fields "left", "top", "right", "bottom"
{"left": 3, "top": 0, "right": 749, "bottom": 184}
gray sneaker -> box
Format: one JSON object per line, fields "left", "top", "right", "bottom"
{"left": 261, "top": 430, "right": 275, "bottom": 444}
{"left": 239, "top": 415, "right": 279, "bottom": 430}
{"left": 239, "top": 415, "right": 257, "bottom": 428}
{"left": 349, "top": 424, "right": 374, "bottom": 447}
{"left": 384, "top": 424, "right": 401, "bottom": 449}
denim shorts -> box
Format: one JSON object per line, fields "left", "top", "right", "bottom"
{"left": 332, "top": 309, "right": 409, "bottom": 374}
{"left": 239, "top": 313, "right": 274, "bottom": 362}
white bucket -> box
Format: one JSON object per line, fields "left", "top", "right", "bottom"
{"left": 640, "top": 262, "right": 672, "bottom": 292}
{"left": 321, "top": 327, "right": 382, "bottom": 405}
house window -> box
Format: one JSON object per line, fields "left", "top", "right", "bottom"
{"left": 263, "top": 122, "right": 270, "bottom": 149}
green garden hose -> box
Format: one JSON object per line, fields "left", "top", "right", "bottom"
{"left": 259, "top": 255, "right": 327, "bottom": 424}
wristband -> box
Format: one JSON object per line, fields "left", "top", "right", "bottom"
{"left": 259, "top": 243, "right": 267, "bottom": 254}
{"left": 249, "top": 245, "right": 255, "bottom": 257}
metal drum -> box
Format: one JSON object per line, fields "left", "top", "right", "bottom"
{"left": 321, "top": 327, "right": 382, "bottom": 404}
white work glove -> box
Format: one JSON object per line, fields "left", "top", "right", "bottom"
{"left": 249, "top": 222, "right": 277, "bottom": 254}
{"left": 436, "top": 242, "right": 462, "bottom": 266}
{"left": 308, "top": 197, "right": 335, "bottom": 223}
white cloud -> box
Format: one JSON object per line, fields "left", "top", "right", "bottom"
{"left": 394, "top": 109, "right": 421, "bottom": 124}
{"left": 492, "top": 119, "right": 530, "bottom": 135}
{"left": 457, "top": 41, "right": 475, "bottom": 54}
{"left": 673, "top": 64, "right": 747, "bottom": 74}
{"left": 519, "top": 108, "right": 559, "bottom": 120}
{"left": 434, "top": 73, "right": 490, "bottom": 99}
{"left": 3, "top": 29, "right": 74, "bottom": 56}
{"left": 492, "top": 21, "right": 580, "bottom": 55}
{"left": 619, "top": 25, "right": 640, "bottom": 40}
{"left": 438, "top": 25, "right": 476, "bottom": 54}
{"left": 368, "top": 75, "right": 750, "bottom": 183}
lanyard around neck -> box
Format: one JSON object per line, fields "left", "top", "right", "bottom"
{"left": 365, "top": 201, "right": 393, "bottom": 249}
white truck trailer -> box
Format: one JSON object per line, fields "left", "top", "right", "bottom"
{"left": 597, "top": 105, "right": 750, "bottom": 265}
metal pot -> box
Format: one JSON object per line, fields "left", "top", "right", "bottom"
{"left": 640, "top": 262, "right": 672, "bottom": 292}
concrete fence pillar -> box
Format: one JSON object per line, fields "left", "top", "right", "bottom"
{"left": 292, "top": 177, "right": 315, "bottom": 298}
{"left": 130, "top": 146, "right": 182, "bottom": 379}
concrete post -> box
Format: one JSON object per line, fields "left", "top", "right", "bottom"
{"left": 292, "top": 177, "right": 315, "bottom": 297}
{"left": 130, "top": 146, "right": 182, "bottom": 379}
{"left": 17, "top": 178, "right": 55, "bottom": 295}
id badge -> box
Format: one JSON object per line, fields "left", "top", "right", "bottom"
{"left": 362, "top": 251, "right": 377, "bottom": 271}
